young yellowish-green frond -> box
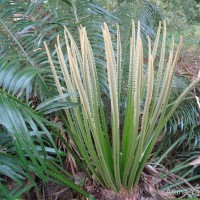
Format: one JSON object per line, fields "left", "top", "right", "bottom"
{"left": 45, "top": 21, "right": 200, "bottom": 193}
{"left": 103, "top": 23, "right": 121, "bottom": 190}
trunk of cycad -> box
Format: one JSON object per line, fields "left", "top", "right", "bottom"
{"left": 44, "top": 20, "right": 200, "bottom": 198}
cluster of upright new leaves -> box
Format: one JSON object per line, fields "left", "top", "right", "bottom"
{"left": 45, "top": 21, "right": 200, "bottom": 192}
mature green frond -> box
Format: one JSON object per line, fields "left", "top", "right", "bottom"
{"left": 113, "top": 0, "right": 163, "bottom": 42}
{"left": 0, "top": 89, "right": 89, "bottom": 198}
{"left": 0, "top": 0, "right": 115, "bottom": 100}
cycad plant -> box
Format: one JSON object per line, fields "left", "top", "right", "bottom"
{"left": 45, "top": 21, "right": 200, "bottom": 195}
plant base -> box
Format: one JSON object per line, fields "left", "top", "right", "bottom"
{"left": 101, "top": 188, "right": 140, "bottom": 200}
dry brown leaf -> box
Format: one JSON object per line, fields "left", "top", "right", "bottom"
{"left": 189, "top": 156, "right": 200, "bottom": 166}
{"left": 195, "top": 96, "right": 200, "bottom": 108}
{"left": 144, "top": 164, "right": 160, "bottom": 177}
{"left": 143, "top": 173, "right": 161, "bottom": 185}
{"left": 158, "top": 190, "right": 176, "bottom": 199}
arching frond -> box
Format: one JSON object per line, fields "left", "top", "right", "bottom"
{"left": 0, "top": 89, "right": 89, "bottom": 199}
{"left": 0, "top": 0, "right": 115, "bottom": 100}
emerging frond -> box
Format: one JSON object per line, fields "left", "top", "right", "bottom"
{"left": 45, "top": 21, "right": 200, "bottom": 192}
